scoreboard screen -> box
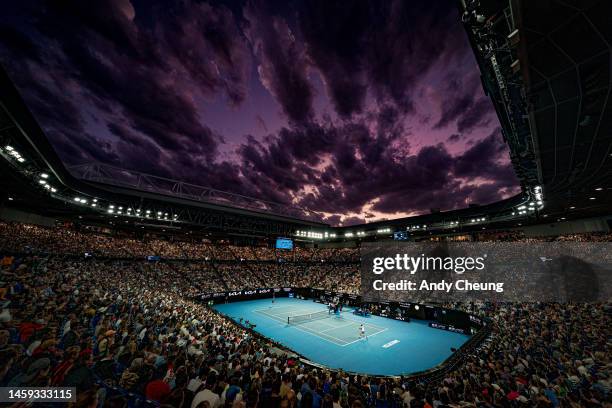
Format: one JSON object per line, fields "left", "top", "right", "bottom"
{"left": 394, "top": 231, "right": 409, "bottom": 241}
{"left": 275, "top": 237, "right": 294, "bottom": 250}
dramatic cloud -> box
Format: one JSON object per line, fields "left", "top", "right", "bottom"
{"left": 244, "top": 0, "right": 314, "bottom": 124}
{"left": 0, "top": 0, "right": 520, "bottom": 226}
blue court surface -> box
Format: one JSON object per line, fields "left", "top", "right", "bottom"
{"left": 213, "top": 297, "right": 470, "bottom": 376}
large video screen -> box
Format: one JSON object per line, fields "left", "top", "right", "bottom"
{"left": 275, "top": 237, "right": 294, "bottom": 250}
{"left": 393, "top": 231, "right": 409, "bottom": 241}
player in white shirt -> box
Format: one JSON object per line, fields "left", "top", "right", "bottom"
{"left": 359, "top": 323, "right": 367, "bottom": 340}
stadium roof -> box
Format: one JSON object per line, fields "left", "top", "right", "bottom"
{"left": 516, "top": 0, "right": 612, "bottom": 215}
{"left": 462, "top": 0, "right": 611, "bottom": 221}
{"left": 0, "top": 63, "right": 530, "bottom": 240}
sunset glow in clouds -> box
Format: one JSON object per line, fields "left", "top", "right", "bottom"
{"left": 0, "top": 0, "right": 520, "bottom": 225}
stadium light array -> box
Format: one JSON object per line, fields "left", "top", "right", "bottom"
{"left": 376, "top": 228, "right": 391, "bottom": 234}
{"left": 295, "top": 230, "right": 324, "bottom": 239}
{"left": 345, "top": 232, "right": 354, "bottom": 237}
{"left": 3, "top": 145, "right": 26, "bottom": 163}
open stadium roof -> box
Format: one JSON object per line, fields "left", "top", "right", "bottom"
{"left": 0, "top": 0, "right": 610, "bottom": 241}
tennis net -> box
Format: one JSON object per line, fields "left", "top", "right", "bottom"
{"left": 287, "top": 309, "right": 330, "bottom": 324}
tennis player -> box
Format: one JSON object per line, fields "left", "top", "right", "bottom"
{"left": 360, "top": 323, "right": 367, "bottom": 340}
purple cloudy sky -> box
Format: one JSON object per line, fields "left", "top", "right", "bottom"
{"left": 0, "top": 0, "right": 520, "bottom": 226}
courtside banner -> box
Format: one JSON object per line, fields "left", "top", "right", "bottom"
{"left": 360, "top": 242, "right": 612, "bottom": 302}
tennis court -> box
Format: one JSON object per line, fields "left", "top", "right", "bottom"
{"left": 213, "top": 297, "right": 470, "bottom": 375}
{"left": 254, "top": 304, "right": 387, "bottom": 346}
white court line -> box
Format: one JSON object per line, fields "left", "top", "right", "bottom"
{"left": 291, "top": 324, "right": 350, "bottom": 346}
{"left": 319, "top": 321, "right": 360, "bottom": 333}
{"left": 341, "top": 328, "right": 388, "bottom": 347}
{"left": 310, "top": 317, "right": 341, "bottom": 329}
{"left": 254, "top": 306, "right": 325, "bottom": 316}
{"left": 263, "top": 317, "right": 349, "bottom": 346}
{"left": 255, "top": 307, "right": 334, "bottom": 325}
{"left": 252, "top": 306, "right": 301, "bottom": 314}
{"left": 249, "top": 306, "right": 390, "bottom": 347}
{"left": 221, "top": 307, "right": 350, "bottom": 346}
{"left": 254, "top": 309, "right": 289, "bottom": 321}
{"left": 253, "top": 306, "right": 304, "bottom": 317}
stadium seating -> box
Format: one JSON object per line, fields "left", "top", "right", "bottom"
{"left": 0, "top": 222, "right": 610, "bottom": 407}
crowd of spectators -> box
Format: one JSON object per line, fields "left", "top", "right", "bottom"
{"left": 0, "top": 221, "right": 610, "bottom": 407}
{"left": 0, "top": 223, "right": 362, "bottom": 263}
{"left": 3, "top": 222, "right": 611, "bottom": 263}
